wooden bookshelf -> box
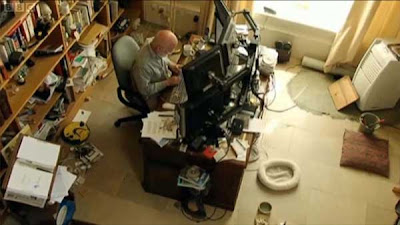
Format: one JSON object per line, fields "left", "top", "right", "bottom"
{"left": 0, "top": 1, "right": 39, "bottom": 40}
{"left": 28, "top": 92, "right": 62, "bottom": 132}
{"left": 0, "top": 52, "right": 65, "bottom": 136}
{"left": 0, "top": 17, "right": 64, "bottom": 90}
{"left": 0, "top": 0, "right": 127, "bottom": 143}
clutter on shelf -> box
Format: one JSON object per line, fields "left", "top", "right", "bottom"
{"left": 178, "top": 165, "right": 210, "bottom": 191}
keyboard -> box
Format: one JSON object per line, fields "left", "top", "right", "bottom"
{"left": 169, "top": 76, "right": 188, "bottom": 104}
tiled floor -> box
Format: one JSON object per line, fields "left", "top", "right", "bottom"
{"left": 73, "top": 59, "right": 399, "bottom": 224}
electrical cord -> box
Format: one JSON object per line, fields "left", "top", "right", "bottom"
{"left": 181, "top": 205, "right": 227, "bottom": 222}
{"left": 263, "top": 70, "right": 297, "bottom": 113}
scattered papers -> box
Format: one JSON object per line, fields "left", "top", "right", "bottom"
{"left": 243, "top": 118, "right": 267, "bottom": 133}
{"left": 50, "top": 166, "right": 77, "bottom": 203}
{"left": 141, "top": 111, "right": 177, "bottom": 147}
{"left": 73, "top": 109, "right": 92, "bottom": 123}
{"left": 231, "top": 138, "right": 250, "bottom": 161}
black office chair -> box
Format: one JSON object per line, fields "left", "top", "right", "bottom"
{"left": 112, "top": 35, "right": 150, "bottom": 127}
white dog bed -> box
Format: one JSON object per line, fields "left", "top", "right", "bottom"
{"left": 257, "top": 159, "right": 301, "bottom": 191}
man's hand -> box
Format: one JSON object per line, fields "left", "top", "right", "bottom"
{"left": 170, "top": 63, "right": 182, "bottom": 75}
{"left": 166, "top": 76, "right": 181, "bottom": 86}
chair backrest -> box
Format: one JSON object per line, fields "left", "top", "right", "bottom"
{"left": 112, "top": 35, "right": 140, "bottom": 91}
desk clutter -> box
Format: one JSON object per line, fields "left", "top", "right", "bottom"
{"left": 3, "top": 136, "right": 71, "bottom": 208}
{"left": 140, "top": 111, "right": 177, "bottom": 147}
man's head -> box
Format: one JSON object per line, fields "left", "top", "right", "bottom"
{"left": 150, "top": 30, "right": 178, "bottom": 57}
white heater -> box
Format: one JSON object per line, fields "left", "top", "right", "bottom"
{"left": 352, "top": 38, "right": 400, "bottom": 111}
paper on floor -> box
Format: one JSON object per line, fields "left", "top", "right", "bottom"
{"left": 73, "top": 109, "right": 92, "bottom": 123}
{"left": 50, "top": 166, "right": 77, "bottom": 203}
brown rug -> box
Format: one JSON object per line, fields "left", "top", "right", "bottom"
{"left": 341, "top": 130, "right": 389, "bottom": 177}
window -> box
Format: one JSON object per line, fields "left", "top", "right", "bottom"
{"left": 253, "top": 1, "right": 354, "bottom": 33}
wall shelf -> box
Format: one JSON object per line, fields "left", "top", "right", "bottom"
{"left": 0, "top": 0, "right": 39, "bottom": 40}
{"left": 28, "top": 92, "right": 62, "bottom": 133}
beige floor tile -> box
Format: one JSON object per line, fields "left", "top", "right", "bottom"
{"left": 366, "top": 179, "right": 399, "bottom": 211}
{"left": 259, "top": 122, "right": 295, "bottom": 152}
{"left": 289, "top": 127, "right": 343, "bottom": 167}
{"left": 306, "top": 189, "right": 367, "bottom": 225}
{"left": 365, "top": 203, "right": 397, "bottom": 225}
{"left": 237, "top": 172, "right": 310, "bottom": 225}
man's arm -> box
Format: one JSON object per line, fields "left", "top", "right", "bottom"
{"left": 131, "top": 66, "right": 168, "bottom": 97}
{"left": 165, "top": 57, "right": 182, "bottom": 75}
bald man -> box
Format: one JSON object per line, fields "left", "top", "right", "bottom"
{"left": 131, "top": 30, "right": 181, "bottom": 110}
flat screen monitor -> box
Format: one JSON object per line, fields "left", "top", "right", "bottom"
{"left": 214, "top": 0, "right": 231, "bottom": 43}
{"left": 214, "top": 0, "right": 230, "bottom": 26}
{"left": 182, "top": 45, "right": 226, "bottom": 100}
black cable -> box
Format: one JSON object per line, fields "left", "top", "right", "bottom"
{"left": 208, "top": 209, "right": 227, "bottom": 221}
{"left": 181, "top": 205, "right": 226, "bottom": 222}
{"left": 263, "top": 71, "right": 297, "bottom": 113}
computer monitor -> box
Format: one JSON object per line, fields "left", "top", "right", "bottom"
{"left": 182, "top": 45, "right": 226, "bottom": 100}
{"left": 214, "top": 0, "right": 231, "bottom": 43}
{"left": 178, "top": 89, "right": 226, "bottom": 142}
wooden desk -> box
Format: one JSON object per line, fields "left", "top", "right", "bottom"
{"left": 142, "top": 35, "right": 256, "bottom": 210}
{"left": 141, "top": 132, "right": 254, "bottom": 211}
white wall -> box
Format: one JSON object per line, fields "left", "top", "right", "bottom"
{"left": 253, "top": 13, "right": 337, "bottom": 61}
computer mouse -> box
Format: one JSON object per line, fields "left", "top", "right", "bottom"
{"left": 162, "top": 103, "right": 175, "bottom": 110}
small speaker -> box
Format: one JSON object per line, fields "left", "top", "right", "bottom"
{"left": 275, "top": 40, "right": 292, "bottom": 63}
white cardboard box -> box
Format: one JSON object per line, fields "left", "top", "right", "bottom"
{"left": 17, "top": 136, "right": 60, "bottom": 172}
{"left": 4, "top": 161, "right": 54, "bottom": 208}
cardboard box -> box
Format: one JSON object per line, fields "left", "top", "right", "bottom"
{"left": 4, "top": 161, "right": 53, "bottom": 208}
{"left": 17, "top": 136, "right": 60, "bottom": 172}
{"left": 329, "top": 76, "right": 359, "bottom": 110}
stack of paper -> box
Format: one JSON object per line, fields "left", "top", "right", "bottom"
{"left": 141, "top": 111, "right": 177, "bottom": 147}
{"left": 50, "top": 166, "right": 77, "bottom": 203}
{"left": 231, "top": 138, "right": 250, "bottom": 161}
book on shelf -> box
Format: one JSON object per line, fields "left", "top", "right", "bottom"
{"left": 34, "top": 43, "right": 63, "bottom": 56}
{"left": 0, "top": 58, "right": 9, "bottom": 80}
{"left": 0, "top": 108, "right": 4, "bottom": 126}
{"left": 75, "top": 5, "right": 91, "bottom": 27}
{"left": 109, "top": 1, "right": 119, "bottom": 22}
{"left": 0, "top": 89, "right": 13, "bottom": 119}
{"left": 77, "top": 1, "right": 94, "bottom": 21}
{"left": 0, "top": 7, "right": 40, "bottom": 70}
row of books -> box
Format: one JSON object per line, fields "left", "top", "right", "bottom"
{"left": 0, "top": 3, "right": 42, "bottom": 69}
{"left": 177, "top": 165, "right": 210, "bottom": 191}
{"left": 0, "top": 89, "right": 13, "bottom": 126}
{"left": 63, "top": 1, "right": 96, "bottom": 39}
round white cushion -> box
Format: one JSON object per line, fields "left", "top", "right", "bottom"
{"left": 257, "top": 159, "right": 301, "bottom": 191}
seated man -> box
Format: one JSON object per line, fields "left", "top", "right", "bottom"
{"left": 131, "top": 30, "right": 181, "bottom": 110}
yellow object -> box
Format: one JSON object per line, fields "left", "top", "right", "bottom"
{"left": 62, "top": 122, "right": 90, "bottom": 145}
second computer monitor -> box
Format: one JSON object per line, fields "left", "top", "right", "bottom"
{"left": 182, "top": 45, "right": 226, "bottom": 100}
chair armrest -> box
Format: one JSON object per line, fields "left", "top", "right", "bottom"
{"left": 117, "top": 87, "right": 150, "bottom": 114}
